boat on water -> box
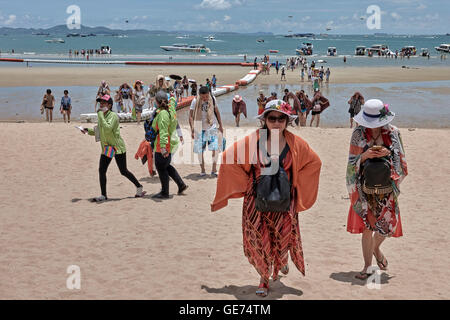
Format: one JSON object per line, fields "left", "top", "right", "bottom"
{"left": 420, "top": 48, "right": 430, "bottom": 57}
{"left": 176, "top": 35, "right": 189, "bottom": 39}
{"left": 269, "top": 50, "right": 279, "bottom": 53}
{"left": 66, "top": 33, "right": 80, "bottom": 37}
{"left": 160, "top": 44, "right": 211, "bottom": 53}
{"left": 45, "top": 38, "right": 65, "bottom": 43}
{"left": 401, "top": 46, "right": 417, "bottom": 56}
{"left": 366, "top": 44, "right": 389, "bottom": 56}
{"left": 327, "top": 47, "right": 337, "bottom": 56}
{"left": 205, "top": 35, "right": 215, "bottom": 41}
{"left": 296, "top": 42, "right": 313, "bottom": 55}
{"left": 285, "top": 33, "right": 315, "bottom": 39}
{"left": 435, "top": 43, "right": 450, "bottom": 53}
{"left": 257, "top": 39, "right": 264, "bottom": 43}
{"left": 33, "top": 32, "right": 50, "bottom": 36}
{"left": 355, "top": 46, "right": 366, "bottom": 56}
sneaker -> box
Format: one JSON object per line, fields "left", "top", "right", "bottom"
{"left": 178, "top": 184, "right": 188, "bottom": 195}
{"left": 211, "top": 171, "right": 218, "bottom": 178}
{"left": 135, "top": 186, "right": 147, "bottom": 198}
{"left": 92, "top": 195, "right": 107, "bottom": 203}
{"left": 152, "top": 192, "right": 169, "bottom": 199}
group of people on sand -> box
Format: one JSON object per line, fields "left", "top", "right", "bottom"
{"left": 74, "top": 71, "right": 407, "bottom": 299}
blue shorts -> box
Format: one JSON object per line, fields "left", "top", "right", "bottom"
{"left": 193, "top": 129, "right": 219, "bottom": 154}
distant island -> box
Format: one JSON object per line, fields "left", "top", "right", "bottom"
{"left": 0, "top": 25, "right": 273, "bottom": 36}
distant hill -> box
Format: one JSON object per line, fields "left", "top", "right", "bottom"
{"left": 0, "top": 25, "right": 273, "bottom": 36}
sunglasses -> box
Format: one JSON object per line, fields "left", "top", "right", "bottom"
{"left": 267, "top": 115, "right": 288, "bottom": 123}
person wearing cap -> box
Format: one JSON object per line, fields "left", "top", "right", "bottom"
{"left": 189, "top": 86, "right": 224, "bottom": 177}
{"left": 151, "top": 91, "right": 188, "bottom": 199}
{"left": 346, "top": 99, "right": 408, "bottom": 280}
{"left": 95, "top": 80, "right": 110, "bottom": 112}
{"left": 133, "top": 80, "right": 146, "bottom": 125}
{"left": 83, "top": 95, "right": 146, "bottom": 202}
{"left": 232, "top": 95, "right": 247, "bottom": 127}
{"left": 257, "top": 90, "right": 267, "bottom": 115}
{"left": 211, "top": 99, "right": 322, "bottom": 297}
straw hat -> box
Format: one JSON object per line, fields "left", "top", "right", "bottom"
{"left": 233, "top": 95, "right": 242, "bottom": 103}
{"left": 256, "top": 99, "right": 298, "bottom": 122}
{"left": 353, "top": 99, "right": 395, "bottom": 128}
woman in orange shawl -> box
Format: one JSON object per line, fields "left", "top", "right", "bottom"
{"left": 211, "top": 99, "right": 321, "bottom": 297}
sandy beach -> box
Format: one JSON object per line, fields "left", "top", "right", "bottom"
{"left": 0, "top": 65, "right": 449, "bottom": 88}
{"left": 0, "top": 122, "right": 449, "bottom": 299}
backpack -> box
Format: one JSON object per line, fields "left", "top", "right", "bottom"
{"left": 362, "top": 157, "right": 393, "bottom": 195}
{"left": 252, "top": 144, "right": 291, "bottom": 212}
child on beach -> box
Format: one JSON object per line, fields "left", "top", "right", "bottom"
{"left": 60, "top": 90, "right": 72, "bottom": 123}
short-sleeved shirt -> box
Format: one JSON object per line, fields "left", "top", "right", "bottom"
{"left": 43, "top": 94, "right": 55, "bottom": 108}
{"left": 190, "top": 97, "right": 217, "bottom": 130}
{"left": 61, "top": 96, "right": 71, "bottom": 109}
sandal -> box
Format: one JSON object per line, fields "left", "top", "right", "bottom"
{"left": 355, "top": 271, "right": 373, "bottom": 280}
{"left": 281, "top": 265, "right": 289, "bottom": 275}
{"left": 373, "top": 253, "right": 388, "bottom": 271}
{"left": 255, "top": 282, "right": 269, "bottom": 297}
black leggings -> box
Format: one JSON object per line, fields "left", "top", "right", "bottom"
{"left": 99, "top": 153, "right": 141, "bottom": 197}
{"left": 155, "top": 152, "right": 185, "bottom": 196}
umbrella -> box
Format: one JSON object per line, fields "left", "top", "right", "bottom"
{"left": 188, "top": 79, "right": 196, "bottom": 83}
{"left": 169, "top": 74, "right": 182, "bottom": 80}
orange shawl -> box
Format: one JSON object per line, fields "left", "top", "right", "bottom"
{"left": 211, "top": 129, "right": 322, "bottom": 213}
{"left": 134, "top": 140, "right": 154, "bottom": 176}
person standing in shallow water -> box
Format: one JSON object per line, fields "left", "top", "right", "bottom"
{"left": 346, "top": 99, "right": 407, "bottom": 280}
{"left": 211, "top": 99, "right": 322, "bottom": 297}
{"left": 42, "top": 89, "right": 55, "bottom": 123}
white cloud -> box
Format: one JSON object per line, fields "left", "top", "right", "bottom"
{"left": 302, "top": 16, "right": 310, "bottom": 22}
{"left": 224, "top": 15, "right": 231, "bottom": 21}
{"left": 5, "top": 14, "right": 16, "bottom": 25}
{"left": 391, "top": 12, "right": 401, "bottom": 20}
{"left": 199, "top": 0, "right": 232, "bottom": 10}
{"left": 417, "top": 4, "right": 426, "bottom": 10}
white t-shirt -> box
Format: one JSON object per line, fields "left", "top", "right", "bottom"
{"left": 190, "top": 97, "right": 217, "bottom": 130}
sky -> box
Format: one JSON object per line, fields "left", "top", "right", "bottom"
{"left": 0, "top": 0, "right": 449, "bottom": 34}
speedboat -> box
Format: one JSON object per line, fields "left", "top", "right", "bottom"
{"left": 45, "top": 38, "right": 65, "bottom": 43}
{"left": 160, "top": 44, "right": 211, "bottom": 53}
{"left": 355, "top": 46, "right": 366, "bottom": 56}
{"left": 257, "top": 39, "right": 264, "bottom": 43}
{"left": 296, "top": 42, "right": 313, "bottom": 55}
{"left": 327, "top": 47, "right": 337, "bottom": 56}
{"left": 269, "top": 49, "right": 279, "bottom": 53}
{"left": 401, "top": 46, "right": 417, "bottom": 56}
{"left": 366, "top": 44, "right": 389, "bottom": 56}
{"left": 205, "top": 35, "right": 215, "bottom": 41}
{"left": 434, "top": 44, "right": 450, "bottom": 53}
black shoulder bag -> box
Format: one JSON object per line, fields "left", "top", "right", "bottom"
{"left": 362, "top": 155, "right": 393, "bottom": 195}
{"left": 252, "top": 144, "right": 291, "bottom": 212}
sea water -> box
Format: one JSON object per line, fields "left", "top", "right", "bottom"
{"left": 1, "top": 81, "right": 449, "bottom": 128}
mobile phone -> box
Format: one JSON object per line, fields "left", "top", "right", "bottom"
{"left": 371, "top": 145, "right": 382, "bottom": 151}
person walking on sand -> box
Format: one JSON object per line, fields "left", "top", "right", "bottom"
{"left": 151, "top": 91, "right": 188, "bottom": 199}
{"left": 309, "top": 89, "right": 329, "bottom": 127}
{"left": 346, "top": 99, "right": 407, "bottom": 280}
{"left": 42, "top": 89, "right": 55, "bottom": 123}
{"left": 232, "top": 95, "right": 247, "bottom": 127}
{"left": 254, "top": 57, "right": 258, "bottom": 70}
{"left": 133, "top": 80, "right": 146, "bottom": 124}
{"left": 275, "top": 61, "right": 279, "bottom": 74}
{"left": 95, "top": 80, "right": 111, "bottom": 112}
{"left": 60, "top": 90, "right": 72, "bottom": 123}
{"left": 280, "top": 65, "right": 286, "bottom": 81}
{"left": 325, "top": 68, "right": 331, "bottom": 82}
{"left": 119, "top": 83, "right": 133, "bottom": 113}
{"left": 182, "top": 75, "right": 189, "bottom": 97}
{"left": 189, "top": 86, "right": 224, "bottom": 177}
{"left": 82, "top": 95, "right": 146, "bottom": 202}
{"left": 348, "top": 92, "right": 365, "bottom": 128}
{"left": 211, "top": 99, "right": 322, "bottom": 297}
{"left": 211, "top": 74, "right": 217, "bottom": 90}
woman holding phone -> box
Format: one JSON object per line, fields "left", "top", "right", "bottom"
{"left": 346, "top": 99, "right": 408, "bottom": 280}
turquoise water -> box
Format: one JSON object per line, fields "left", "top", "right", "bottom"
{"left": 1, "top": 34, "right": 450, "bottom": 67}
{"left": 1, "top": 81, "right": 449, "bottom": 128}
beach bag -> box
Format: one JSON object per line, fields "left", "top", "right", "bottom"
{"left": 103, "top": 145, "right": 116, "bottom": 158}
{"left": 252, "top": 145, "right": 291, "bottom": 213}
{"left": 362, "top": 158, "right": 393, "bottom": 195}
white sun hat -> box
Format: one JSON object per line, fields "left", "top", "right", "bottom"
{"left": 353, "top": 99, "right": 395, "bottom": 129}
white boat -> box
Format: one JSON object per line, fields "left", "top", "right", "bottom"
{"left": 160, "top": 44, "right": 211, "bottom": 53}
{"left": 205, "top": 35, "right": 215, "bottom": 41}
{"left": 434, "top": 44, "right": 450, "bottom": 53}
{"left": 296, "top": 42, "right": 313, "bottom": 55}
{"left": 401, "top": 46, "right": 417, "bottom": 55}
{"left": 327, "top": 47, "right": 337, "bottom": 56}
{"left": 176, "top": 34, "right": 189, "bottom": 39}
{"left": 366, "top": 44, "right": 389, "bottom": 56}
{"left": 355, "top": 46, "right": 366, "bottom": 56}
{"left": 45, "top": 38, "right": 65, "bottom": 43}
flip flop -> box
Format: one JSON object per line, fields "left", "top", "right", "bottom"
{"left": 355, "top": 271, "right": 372, "bottom": 280}
{"left": 373, "top": 253, "right": 388, "bottom": 270}
{"left": 255, "top": 282, "right": 269, "bottom": 297}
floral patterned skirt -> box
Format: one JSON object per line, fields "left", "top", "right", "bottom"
{"left": 242, "top": 182, "right": 305, "bottom": 283}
